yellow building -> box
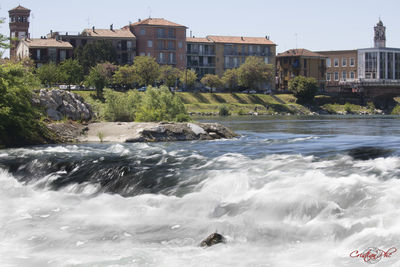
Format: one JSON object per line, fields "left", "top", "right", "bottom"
{"left": 276, "top": 49, "right": 326, "bottom": 90}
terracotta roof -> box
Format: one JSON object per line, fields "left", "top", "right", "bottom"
{"left": 22, "top": 38, "right": 73, "bottom": 49}
{"left": 82, "top": 28, "right": 136, "bottom": 39}
{"left": 207, "top": 35, "right": 275, "bottom": 45}
{"left": 9, "top": 5, "right": 30, "bottom": 12}
{"left": 128, "top": 18, "right": 186, "bottom": 28}
{"left": 277, "top": 49, "right": 326, "bottom": 58}
{"left": 186, "top": 37, "right": 213, "bottom": 43}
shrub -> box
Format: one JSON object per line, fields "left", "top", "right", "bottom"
{"left": 135, "top": 86, "right": 190, "bottom": 122}
{"left": 0, "top": 62, "right": 50, "bottom": 147}
{"left": 219, "top": 105, "right": 231, "bottom": 116}
{"left": 103, "top": 89, "right": 141, "bottom": 121}
{"left": 237, "top": 108, "right": 247, "bottom": 115}
{"left": 391, "top": 105, "right": 400, "bottom": 115}
{"left": 288, "top": 76, "right": 318, "bottom": 103}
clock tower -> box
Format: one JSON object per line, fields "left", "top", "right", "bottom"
{"left": 374, "top": 19, "right": 386, "bottom": 48}
{"left": 8, "top": 5, "right": 31, "bottom": 60}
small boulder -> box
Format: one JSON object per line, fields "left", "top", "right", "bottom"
{"left": 200, "top": 233, "right": 226, "bottom": 247}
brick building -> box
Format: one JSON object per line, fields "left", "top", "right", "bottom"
{"left": 124, "top": 18, "right": 187, "bottom": 69}
{"left": 276, "top": 49, "right": 326, "bottom": 90}
{"left": 8, "top": 5, "right": 31, "bottom": 60}
{"left": 16, "top": 38, "right": 73, "bottom": 67}
{"left": 316, "top": 50, "right": 358, "bottom": 92}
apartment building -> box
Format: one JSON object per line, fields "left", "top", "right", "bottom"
{"left": 16, "top": 38, "right": 73, "bottom": 67}
{"left": 52, "top": 26, "right": 136, "bottom": 65}
{"left": 316, "top": 50, "right": 357, "bottom": 92}
{"left": 186, "top": 37, "right": 216, "bottom": 77}
{"left": 276, "top": 49, "right": 326, "bottom": 90}
{"left": 208, "top": 36, "right": 276, "bottom": 77}
{"left": 125, "top": 18, "right": 187, "bottom": 69}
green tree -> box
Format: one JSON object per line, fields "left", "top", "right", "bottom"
{"left": 181, "top": 69, "right": 197, "bottom": 89}
{"left": 133, "top": 56, "right": 160, "bottom": 86}
{"left": 288, "top": 76, "right": 319, "bottom": 103}
{"left": 238, "top": 56, "right": 274, "bottom": 90}
{"left": 103, "top": 88, "right": 141, "bottom": 121}
{"left": 113, "top": 65, "right": 137, "bottom": 89}
{"left": 200, "top": 74, "right": 223, "bottom": 91}
{"left": 222, "top": 68, "right": 239, "bottom": 92}
{"left": 0, "top": 62, "right": 49, "bottom": 147}
{"left": 159, "top": 65, "right": 181, "bottom": 88}
{"left": 135, "top": 86, "right": 190, "bottom": 122}
{"left": 75, "top": 40, "right": 118, "bottom": 73}
{"left": 85, "top": 62, "right": 117, "bottom": 98}
{"left": 0, "top": 18, "right": 10, "bottom": 58}
{"left": 58, "top": 59, "right": 83, "bottom": 87}
{"left": 36, "top": 63, "right": 60, "bottom": 87}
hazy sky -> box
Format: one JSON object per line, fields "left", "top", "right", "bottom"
{"left": 1, "top": 0, "right": 399, "bottom": 55}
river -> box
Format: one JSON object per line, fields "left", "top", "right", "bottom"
{"left": 1, "top": 116, "right": 400, "bottom": 266}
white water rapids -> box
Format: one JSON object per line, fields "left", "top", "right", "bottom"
{"left": 1, "top": 116, "right": 400, "bottom": 266}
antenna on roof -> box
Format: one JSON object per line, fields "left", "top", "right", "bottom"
{"left": 86, "top": 17, "right": 90, "bottom": 29}
{"left": 295, "top": 33, "right": 298, "bottom": 50}
{"left": 147, "top": 6, "right": 152, "bottom": 18}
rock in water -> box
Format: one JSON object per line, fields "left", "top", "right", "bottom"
{"left": 200, "top": 233, "right": 226, "bottom": 247}
{"left": 348, "top": 146, "right": 393, "bottom": 160}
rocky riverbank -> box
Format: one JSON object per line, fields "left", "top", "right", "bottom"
{"left": 47, "top": 121, "right": 238, "bottom": 143}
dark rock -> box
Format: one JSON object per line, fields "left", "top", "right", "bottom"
{"left": 200, "top": 233, "right": 226, "bottom": 247}
{"left": 348, "top": 146, "right": 393, "bottom": 160}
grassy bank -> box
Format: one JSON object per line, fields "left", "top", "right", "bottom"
{"left": 74, "top": 90, "right": 386, "bottom": 118}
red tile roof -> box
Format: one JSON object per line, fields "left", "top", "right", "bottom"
{"left": 207, "top": 35, "right": 275, "bottom": 45}
{"left": 82, "top": 28, "right": 136, "bottom": 39}
{"left": 21, "top": 38, "right": 73, "bottom": 49}
{"left": 186, "top": 37, "right": 213, "bottom": 43}
{"left": 128, "top": 18, "right": 186, "bottom": 28}
{"left": 277, "top": 49, "right": 326, "bottom": 58}
{"left": 9, "top": 5, "right": 30, "bottom": 11}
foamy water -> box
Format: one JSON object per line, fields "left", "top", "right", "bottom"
{"left": 1, "top": 116, "right": 400, "bottom": 267}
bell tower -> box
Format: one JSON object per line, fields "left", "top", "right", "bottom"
{"left": 374, "top": 19, "right": 386, "bottom": 48}
{"left": 8, "top": 5, "right": 31, "bottom": 60}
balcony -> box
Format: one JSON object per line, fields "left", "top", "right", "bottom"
{"left": 157, "top": 34, "right": 176, "bottom": 39}
{"left": 157, "top": 47, "right": 176, "bottom": 51}
{"left": 187, "top": 62, "right": 216, "bottom": 68}
{"left": 224, "top": 51, "right": 272, "bottom": 57}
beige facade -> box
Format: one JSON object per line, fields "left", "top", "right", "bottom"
{"left": 276, "top": 49, "right": 326, "bottom": 90}
{"left": 316, "top": 50, "right": 357, "bottom": 92}
{"left": 186, "top": 37, "right": 216, "bottom": 78}
{"left": 16, "top": 38, "right": 73, "bottom": 67}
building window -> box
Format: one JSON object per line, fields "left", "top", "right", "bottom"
{"left": 350, "top": 58, "right": 355, "bottom": 66}
{"left": 147, "top": 40, "right": 153, "bottom": 48}
{"left": 334, "top": 72, "right": 339, "bottom": 81}
{"left": 140, "top": 52, "right": 145, "bottom": 56}
{"left": 147, "top": 52, "right": 151, "bottom": 57}
{"left": 342, "top": 71, "right": 347, "bottom": 80}
{"left": 37, "top": 50, "right": 41, "bottom": 60}
{"left": 11, "top": 32, "right": 16, "bottom": 38}
{"left": 326, "top": 73, "right": 331, "bottom": 81}
{"left": 140, "top": 29, "right": 146, "bottom": 35}
{"left": 334, "top": 58, "right": 339, "bottom": 67}
{"left": 350, "top": 71, "right": 355, "bottom": 79}
{"left": 264, "top": 57, "right": 269, "bottom": 64}
{"left": 48, "top": 48, "right": 57, "bottom": 62}
{"left": 326, "top": 58, "right": 331, "bottom": 67}
{"left": 342, "top": 58, "right": 347, "bottom": 67}
{"left": 178, "top": 41, "right": 183, "bottom": 49}
{"left": 60, "top": 50, "right": 66, "bottom": 61}
{"left": 127, "top": 41, "right": 132, "bottom": 50}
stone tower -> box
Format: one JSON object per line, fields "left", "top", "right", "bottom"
{"left": 8, "top": 5, "right": 31, "bottom": 60}
{"left": 374, "top": 19, "right": 386, "bottom": 48}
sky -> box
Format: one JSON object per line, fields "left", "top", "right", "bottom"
{"left": 1, "top": 0, "right": 400, "bottom": 56}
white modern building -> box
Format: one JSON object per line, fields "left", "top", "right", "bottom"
{"left": 358, "top": 20, "right": 400, "bottom": 80}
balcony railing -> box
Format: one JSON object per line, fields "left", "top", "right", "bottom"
{"left": 223, "top": 51, "right": 272, "bottom": 57}
{"left": 157, "top": 34, "right": 176, "bottom": 39}
{"left": 187, "top": 62, "right": 216, "bottom": 67}
{"left": 187, "top": 50, "right": 216, "bottom": 56}
{"left": 157, "top": 47, "right": 176, "bottom": 51}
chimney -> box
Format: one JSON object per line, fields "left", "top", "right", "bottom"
{"left": 50, "top": 30, "right": 53, "bottom": 37}
{"left": 110, "top": 24, "right": 113, "bottom": 31}
{"left": 241, "top": 36, "right": 244, "bottom": 41}
{"left": 266, "top": 35, "right": 270, "bottom": 40}
{"left": 66, "top": 32, "right": 68, "bottom": 36}
{"left": 138, "top": 18, "right": 141, "bottom": 22}
{"left": 190, "top": 30, "right": 192, "bottom": 38}
{"left": 92, "top": 26, "right": 95, "bottom": 32}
